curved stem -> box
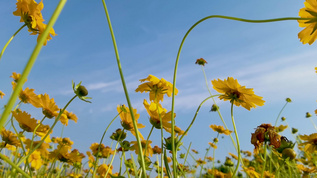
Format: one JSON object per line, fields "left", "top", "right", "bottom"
{"left": 92, "top": 112, "right": 121, "bottom": 177}
{"left": 230, "top": 103, "right": 240, "bottom": 176}
{"left": 170, "top": 15, "right": 307, "bottom": 177}
{"left": 16, "top": 95, "right": 77, "bottom": 167}
{"left": 0, "top": 0, "right": 67, "bottom": 134}
{"left": 274, "top": 101, "right": 289, "bottom": 127}
{"left": 0, "top": 24, "right": 27, "bottom": 61}
{"left": 0, "top": 153, "right": 31, "bottom": 178}
{"left": 101, "top": 1, "right": 146, "bottom": 176}
{"left": 178, "top": 94, "right": 220, "bottom": 143}
{"left": 201, "top": 66, "right": 238, "bottom": 151}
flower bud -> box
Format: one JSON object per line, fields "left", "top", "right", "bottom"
{"left": 210, "top": 104, "right": 219, "bottom": 112}
{"left": 286, "top": 98, "right": 292, "bottom": 102}
{"left": 77, "top": 85, "right": 88, "bottom": 97}
{"left": 306, "top": 112, "right": 312, "bottom": 118}
{"left": 282, "top": 148, "right": 296, "bottom": 160}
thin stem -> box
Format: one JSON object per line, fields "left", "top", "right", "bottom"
{"left": 274, "top": 101, "right": 289, "bottom": 127}
{"left": 0, "top": 153, "right": 31, "bottom": 178}
{"left": 101, "top": 1, "right": 146, "bottom": 176}
{"left": 17, "top": 95, "right": 76, "bottom": 167}
{"left": 178, "top": 95, "right": 220, "bottom": 143}
{"left": 170, "top": 15, "right": 308, "bottom": 177}
{"left": 0, "top": 0, "right": 67, "bottom": 133}
{"left": 230, "top": 103, "right": 240, "bottom": 177}
{"left": 0, "top": 24, "right": 27, "bottom": 61}
{"left": 261, "top": 144, "right": 267, "bottom": 178}
{"left": 92, "top": 112, "right": 121, "bottom": 177}
{"left": 144, "top": 125, "right": 154, "bottom": 157}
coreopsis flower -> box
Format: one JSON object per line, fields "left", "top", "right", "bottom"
{"left": 196, "top": 158, "right": 206, "bottom": 166}
{"left": 298, "top": 0, "right": 317, "bottom": 45}
{"left": 192, "top": 149, "right": 199, "bottom": 154}
{"left": 59, "top": 110, "right": 78, "bottom": 126}
{"left": 207, "top": 169, "right": 229, "bottom": 178}
{"left": 241, "top": 150, "right": 252, "bottom": 157}
{"left": 130, "top": 140, "right": 153, "bottom": 157}
{"left": 143, "top": 99, "right": 173, "bottom": 132}
{"left": 12, "top": 110, "right": 39, "bottom": 132}
{"left": 210, "top": 124, "right": 232, "bottom": 135}
{"left": 1, "top": 129, "right": 21, "bottom": 147}
{"left": 0, "top": 90, "right": 5, "bottom": 99}
{"left": 242, "top": 166, "right": 260, "bottom": 178}
{"left": 90, "top": 143, "right": 114, "bottom": 158}
{"left": 152, "top": 145, "right": 162, "bottom": 154}
{"left": 251, "top": 124, "right": 281, "bottom": 154}
{"left": 195, "top": 58, "right": 208, "bottom": 66}
{"left": 28, "top": 150, "right": 43, "bottom": 170}
{"left": 135, "top": 75, "right": 178, "bottom": 102}
{"left": 229, "top": 152, "right": 238, "bottom": 160}
{"left": 206, "top": 156, "right": 214, "bottom": 162}
{"left": 211, "top": 77, "right": 265, "bottom": 110}
{"left": 86, "top": 151, "right": 95, "bottom": 168}
{"left": 68, "top": 149, "right": 85, "bottom": 166}
{"left": 297, "top": 164, "right": 317, "bottom": 176}
{"left": 38, "top": 94, "right": 59, "bottom": 118}
{"left": 18, "top": 87, "right": 41, "bottom": 107}
{"left": 263, "top": 171, "right": 275, "bottom": 178}
{"left": 97, "top": 164, "right": 113, "bottom": 178}
{"left": 117, "top": 105, "right": 145, "bottom": 140}
{"left": 208, "top": 142, "right": 217, "bottom": 149}
{"left": 299, "top": 133, "right": 317, "bottom": 153}
{"left": 10, "top": 72, "right": 27, "bottom": 89}
{"left": 24, "top": 138, "right": 49, "bottom": 158}
{"left": 13, "top": 0, "right": 56, "bottom": 45}
{"left": 67, "top": 173, "right": 83, "bottom": 178}
{"left": 275, "top": 124, "right": 288, "bottom": 132}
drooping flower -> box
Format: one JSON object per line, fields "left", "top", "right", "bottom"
{"left": 10, "top": 72, "right": 27, "bottom": 89}
{"left": 130, "top": 140, "right": 153, "bottom": 157}
{"left": 19, "top": 87, "right": 41, "bottom": 107}
{"left": 135, "top": 75, "right": 178, "bottom": 102}
{"left": 38, "top": 94, "right": 59, "bottom": 118}
{"left": 251, "top": 124, "right": 281, "bottom": 154}
{"left": 298, "top": 0, "right": 317, "bottom": 45}
{"left": 210, "top": 124, "right": 232, "bottom": 135}
{"left": 0, "top": 91, "right": 5, "bottom": 99}
{"left": 12, "top": 110, "right": 44, "bottom": 132}
{"left": 13, "top": 0, "right": 56, "bottom": 45}
{"left": 117, "top": 105, "right": 145, "bottom": 140}
{"left": 211, "top": 77, "right": 265, "bottom": 110}
{"left": 299, "top": 133, "right": 317, "bottom": 153}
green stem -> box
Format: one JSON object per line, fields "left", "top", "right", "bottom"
{"left": 16, "top": 95, "right": 76, "bottom": 167}
{"left": 201, "top": 65, "right": 238, "bottom": 152}
{"left": 261, "top": 144, "right": 267, "bottom": 178}
{"left": 144, "top": 125, "right": 154, "bottom": 158}
{"left": 274, "top": 101, "right": 289, "bottom": 127}
{"left": 0, "top": 153, "right": 31, "bottom": 178}
{"left": 92, "top": 112, "right": 121, "bottom": 177}
{"left": 0, "top": 24, "right": 27, "bottom": 61}
{"left": 101, "top": 1, "right": 146, "bottom": 177}
{"left": 230, "top": 103, "right": 240, "bottom": 177}
{"left": 0, "top": 0, "right": 67, "bottom": 132}
{"left": 170, "top": 15, "right": 309, "bottom": 177}
{"left": 178, "top": 95, "right": 220, "bottom": 143}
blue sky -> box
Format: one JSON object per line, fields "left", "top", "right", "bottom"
{"left": 0, "top": 0, "right": 317, "bottom": 171}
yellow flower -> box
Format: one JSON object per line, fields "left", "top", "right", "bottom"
{"left": 59, "top": 110, "right": 78, "bottom": 126}
{"left": 117, "top": 105, "right": 145, "bottom": 140}
{"left": 275, "top": 124, "right": 288, "bottom": 132}
{"left": 13, "top": 0, "right": 56, "bottom": 45}
{"left": 297, "top": 164, "right": 317, "bottom": 174}
{"left": 68, "top": 149, "right": 85, "bottom": 165}
{"left": 242, "top": 166, "right": 260, "bottom": 178}
{"left": 38, "top": 94, "right": 59, "bottom": 118}
{"left": 97, "top": 164, "right": 113, "bottom": 178}
{"left": 10, "top": 72, "right": 27, "bottom": 89}
{"left": 28, "top": 150, "right": 43, "bottom": 170}
{"left": 19, "top": 87, "right": 41, "bottom": 107}
{"left": 143, "top": 99, "right": 173, "bottom": 132}
{"left": 90, "top": 143, "right": 114, "bottom": 158}
{"left": 135, "top": 75, "right": 178, "bottom": 102}
{"left": 196, "top": 158, "right": 206, "bottom": 166}
{"left": 195, "top": 58, "right": 208, "bottom": 66}
{"left": 210, "top": 124, "right": 232, "bottom": 135}
{"left": 130, "top": 140, "right": 153, "bottom": 157}
{"left": 263, "top": 171, "right": 275, "bottom": 178}
{"left": 211, "top": 77, "right": 265, "bottom": 110}
{"left": 0, "top": 91, "right": 5, "bottom": 99}
{"left": 299, "top": 133, "right": 317, "bottom": 153}
{"left": 229, "top": 152, "right": 238, "bottom": 160}
{"left": 12, "top": 110, "right": 38, "bottom": 132}
{"left": 208, "top": 142, "right": 217, "bottom": 149}
{"left": 1, "top": 129, "right": 21, "bottom": 147}
{"left": 24, "top": 138, "right": 50, "bottom": 158}
{"left": 298, "top": 0, "right": 317, "bottom": 45}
